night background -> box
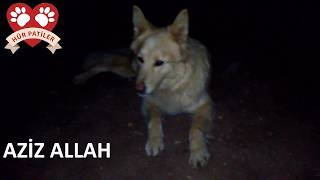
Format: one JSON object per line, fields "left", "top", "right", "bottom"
{"left": 0, "top": 0, "right": 319, "bottom": 179}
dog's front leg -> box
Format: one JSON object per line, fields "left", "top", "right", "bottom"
{"left": 189, "top": 100, "right": 213, "bottom": 167}
{"left": 143, "top": 102, "right": 164, "bottom": 156}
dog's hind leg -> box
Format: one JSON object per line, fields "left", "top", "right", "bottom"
{"left": 73, "top": 65, "right": 110, "bottom": 84}
{"left": 73, "top": 53, "right": 136, "bottom": 84}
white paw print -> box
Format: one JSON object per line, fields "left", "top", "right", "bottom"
{"left": 10, "top": 7, "right": 30, "bottom": 27}
{"left": 35, "top": 7, "right": 55, "bottom": 27}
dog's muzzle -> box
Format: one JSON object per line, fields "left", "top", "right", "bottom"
{"left": 136, "top": 82, "right": 146, "bottom": 96}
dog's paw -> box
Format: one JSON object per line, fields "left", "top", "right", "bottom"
{"left": 189, "top": 147, "right": 210, "bottom": 168}
{"left": 145, "top": 136, "right": 164, "bottom": 156}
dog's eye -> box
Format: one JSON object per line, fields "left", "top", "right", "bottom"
{"left": 137, "top": 57, "right": 144, "bottom": 63}
{"left": 154, "top": 60, "right": 164, "bottom": 67}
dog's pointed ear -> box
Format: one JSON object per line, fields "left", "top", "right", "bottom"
{"left": 133, "top": 6, "right": 151, "bottom": 37}
{"left": 168, "top": 9, "right": 189, "bottom": 42}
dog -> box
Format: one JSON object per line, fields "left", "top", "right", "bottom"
{"left": 74, "top": 6, "right": 214, "bottom": 167}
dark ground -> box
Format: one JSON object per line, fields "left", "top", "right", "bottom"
{"left": 1, "top": 70, "right": 319, "bottom": 180}
{"left": 0, "top": 0, "right": 320, "bottom": 179}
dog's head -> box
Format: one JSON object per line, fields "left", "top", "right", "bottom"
{"left": 131, "top": 6, "right": 189, "bottom": 95}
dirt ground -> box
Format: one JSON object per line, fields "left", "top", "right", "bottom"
{"left": 1, "top": 71, "right": 319, "bottom": 180}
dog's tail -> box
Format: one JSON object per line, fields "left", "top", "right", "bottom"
{"left": 73, "top": 49, "right": 137, "bottom": 84}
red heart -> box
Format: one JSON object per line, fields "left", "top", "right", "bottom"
{"left": 6, "top": 3, "right": 59, "bottom": 47}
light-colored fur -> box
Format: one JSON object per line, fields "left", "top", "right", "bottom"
{"left": 74, "top": 6, "right": 214, "bottom": 167}
{"left": 132, "top": 6, "right": 214, "bottom": 167}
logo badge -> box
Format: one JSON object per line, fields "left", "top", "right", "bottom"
{"left": 5, "top": 3, "right": 62, "bottom": 54}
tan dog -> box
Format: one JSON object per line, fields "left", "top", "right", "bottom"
{"left": 74, "top": 6, "right": 214, "bottom": 167}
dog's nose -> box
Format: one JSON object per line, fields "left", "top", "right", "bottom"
{"left": 136, "top": 82, "right": 146, "bottom": 94}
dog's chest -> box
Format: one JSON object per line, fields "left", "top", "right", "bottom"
{"left": 148, "top": 91, "right": 203, "bottom": 114}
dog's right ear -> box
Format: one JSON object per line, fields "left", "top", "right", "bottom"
{"left": 168, "top": 9, "right": 189, "bottom": 43}
{"left": 133, "top": 6, "right": 152, "bottom": 37}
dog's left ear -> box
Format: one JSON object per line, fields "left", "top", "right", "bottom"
{"left": 168, "top": 9, "right": 189, "bottom": 42}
